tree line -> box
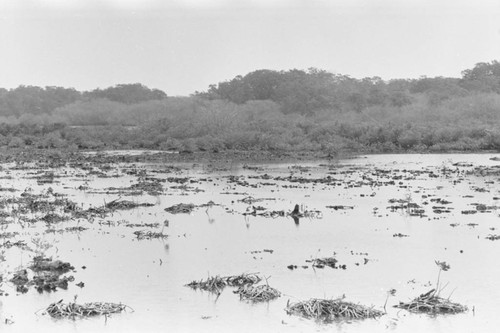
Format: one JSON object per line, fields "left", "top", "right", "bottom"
{"left": 196, "top": 61, "right": 500, "bottom": 114}
{"left": 1, "top": 61, "right": 500, "bottom": 153}
{"left": 0, "top": 83, "right": 167, "bottom": 118}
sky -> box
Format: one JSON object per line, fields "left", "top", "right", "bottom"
{"left": 1, "top": 0, "right": 499, "bottom": 96}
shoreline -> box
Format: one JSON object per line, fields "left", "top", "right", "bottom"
{"left": 0, "top": 147, "right": 499, "bottom": 164}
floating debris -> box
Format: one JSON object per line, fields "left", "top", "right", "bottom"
{"left": 164, "top": 203, "right": 195, "bottom": 214}
{"left": 326, "top": 205, "right": 354, "bottom": 211}
{"left": 105, "top": 199, "right": 154, "bottom": 211}
{"left": 486, "top": 234, "right": 500, "bottom": 241}
{"left": 235, "top": 284, "right": 281, "bottom": 302}
{"left": 238, "top": 196, "right": 275, "bottom": 205}
{"left": 41, "top": 213, "right": 67, "bottom": 224}
{"left": 31, "top": 256, "right": 74, "bottom": 273}
{"left": 130, "top": 180, "right": 164, "bottom": 196}
{"left": 310, "top": 257, "right": 338, "bottom": 269}
{"left": 33, "top": 273, "right": 74, "bottom": 292}
{"left": 133, "top": 230, "right": 168, "bottom": 240}
{"left": 0, "top": 240, "right": 28, "bottom": 249}
{"left": 290, "top": 204, "right": 323, "bottom": 219}
{"left": 186, "top": 273, "right": 262, "bottom": 295}
{"left": 46, "top": 299, "right": 130, "bottom": 318}
{"left": 64, "top": 226, "right": 88, "bottom": 233}
{"left": 394, "top": 288, "right": 467, "bottom": 314}
{"left": 125, "top": 222, "right": 160, "bottom": 228}
{"left": 286, "top": 296, "right": 383, "bottom": 321}
{"left": 10, "top": 257, "right": 75, "bottom": 293}
{"left": 225, "top": 273, "right": 261, "bottom": 287}
{"left": 30, "top": 256, "right": 75, "bottom": 292}
{"left": 186, "top": 276, "right": 226, "bottom": 295}
{"left": 10, "top": 270, "right": 29, "bottom": 288}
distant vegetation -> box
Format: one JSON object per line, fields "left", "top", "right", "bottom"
{"left": 1, "top": 61, "right": 500, "bottom": 153}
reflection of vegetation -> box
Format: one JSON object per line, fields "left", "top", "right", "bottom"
{"left": 1, "top": 61, "right": 500, "bottom": 153}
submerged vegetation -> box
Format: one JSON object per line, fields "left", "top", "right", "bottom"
{"left": 1, "top": 61, "right": 500, "bottom": 153}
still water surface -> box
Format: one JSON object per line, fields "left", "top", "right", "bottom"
{"left": 1, "top": 153, "right": 500, "bottom": 332}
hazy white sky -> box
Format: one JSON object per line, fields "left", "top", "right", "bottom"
{"left": 1, "top": 0, "right": 499, "bottom": 95}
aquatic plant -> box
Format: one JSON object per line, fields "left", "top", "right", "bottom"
{"left": 285, "top": 296, "right": 383, "bottom": 321}
{"left": 186, "top": 275, "right": 227, "bottom": 295}
{"left": 394, "top": 261, "right": 467, "bottom": 314}
{"left": 235, "top": 284, "right": 281, "bottom": 302}
{"left": 394, "top": 288, "right": 467, "bottom": 314}
{"left": 315, "top": 257, "right": 338, "bottom": 268}
{"left": 225, "top": 273, "right": 261, "bottom": 287}
{"left": 186, "top": 273, "right": 262, "bottom": 295}
{"left": 46, "top": 298, "right": 130, "bottom": 318}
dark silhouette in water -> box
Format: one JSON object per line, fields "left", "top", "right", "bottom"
{"left": 291, "top": 204, "right": 300, "bottom": 225}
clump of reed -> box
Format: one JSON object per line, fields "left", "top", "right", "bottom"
{"left": 394, "top": 261, "right": 467, "bottom": 314}
{"left": 235, "top": 284, "right": 281, "bottom": 302}
{"left": 186, "top": 273, "right": 261, "bottom": 295}
{"left": 311, "top": 257, "right": 338, "bottom": 268}
{"left": 285, "top": 296, "right": 384, "bottom": 321}
{"left": 394, "top": 288, "right": 467, "bottom": 314}
{"left": 186, "top": 275, "right": 227, "bottom": 295}
{"left": 225, "top": 273, "right": 261, "bottom": 287}
{"left": 46, "top": 299, "right": 130, "bottom": 318}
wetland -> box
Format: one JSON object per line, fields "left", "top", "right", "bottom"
{"left": 0, "top": 151, "right": 499, "bottom": 332}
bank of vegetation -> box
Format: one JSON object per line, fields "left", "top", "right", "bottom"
{"left": 1, "top": 61, "right": 500, "bottom": 153}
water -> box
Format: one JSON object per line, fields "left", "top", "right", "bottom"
{"left": 1, "top": 153, "right": 500, "bottom": 332}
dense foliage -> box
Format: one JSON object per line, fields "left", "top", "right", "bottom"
{"left": 1, "top": 61, "right": 500, "bottom": 153}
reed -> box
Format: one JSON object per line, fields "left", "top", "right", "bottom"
{"left": 286, "top": 296, "right": 383, "bottom": 321}
{"left": 394, "top": 289, "right": 467, "bottom": 314}
{"left": 235, "top": 284, "right": 281, "bottom": 302}
{"left": 46, "top": 300, "right": 130, "bottom": 318}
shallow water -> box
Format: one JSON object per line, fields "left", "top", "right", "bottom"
{"left": 1, "top": 153, "right": 500, "bottom": 332}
